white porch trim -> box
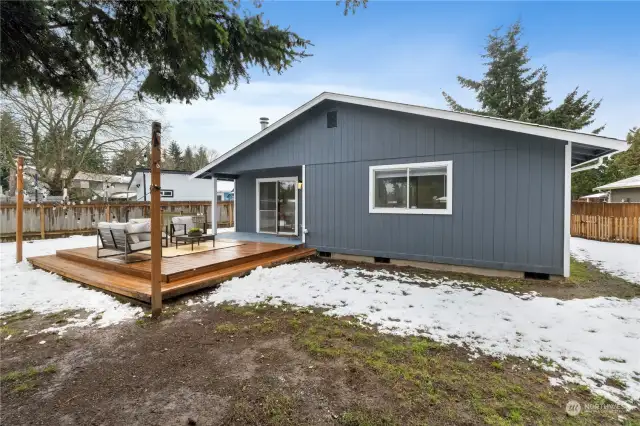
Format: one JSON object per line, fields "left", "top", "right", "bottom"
{"left": 564, "top": 141, "right": 571, "bottom": 277}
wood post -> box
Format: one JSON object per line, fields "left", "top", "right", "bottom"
{"left": 105, "top": 205, "right": 111, "bottom": 222}
{"left": 40, "top": 204, "right": 45, "bottom": 239}
{"left": 16, "top": 156, "right": 24, "bottom": 262}
{"left": 150, "top": 122, "right": 163, "bottom": 317}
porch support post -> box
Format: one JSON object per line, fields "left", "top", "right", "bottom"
{"left": 233, "top": 178, "right": 237, "bottom": 229}
{"left": 563, "top": 140, "right": 571, "bottom": 277}
{"left": 212, "top": 177, "right": 218, "bottom": 235}
{"left": 301, "top": 165, "right": 306, "bottom": 244}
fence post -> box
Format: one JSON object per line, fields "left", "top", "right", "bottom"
{"left": 40, "top": 204, "right": 45, "bottom": 239}
{"left": 105, "top": 205, "right": 111, "bottom": 222}
{"left": 16, "top": 156, "right": 24, "bottom": 262}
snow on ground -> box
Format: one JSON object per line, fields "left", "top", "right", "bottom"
{"left": 0, "top": 236, "right": 143, "bottom": 334}
{"left": 191, "top": 262, "right": 640, "bottom": 408}
{"left": 571, "top": 237, "right": 640, "bottom": 284}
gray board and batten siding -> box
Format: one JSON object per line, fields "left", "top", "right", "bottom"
{"left": 214, "top": 101, "right": 566, "bottom": 276}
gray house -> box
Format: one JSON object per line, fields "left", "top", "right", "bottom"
{"left": 594, "top": 175, "right": 640, "bottom": 203}
{"left": 192, "top": 93, "right": 626, "bottom": 278}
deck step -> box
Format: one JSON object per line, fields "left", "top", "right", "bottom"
{"left": 161, "top": 247, "right": 317, "bottom": 299}
{"left": 165, "top": 244, "right": 298, "bottom": 282}
{"left": 28, "top": 255, "right": 152, "bottom": 303}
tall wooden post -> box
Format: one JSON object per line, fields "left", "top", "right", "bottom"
{"left": 40, "top": 204, "right": 45, "bottom": 239}
{"left": 150, "top": 122, "right": 162, "bottom": 317}
{"left": 16, "top": 156, "right": 24, "bottom": 262}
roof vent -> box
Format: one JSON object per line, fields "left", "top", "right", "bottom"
{"left": 259, "top": 117, "right": 269, "bottom": 130}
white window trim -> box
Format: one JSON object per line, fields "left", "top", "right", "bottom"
{"left": 369, "top": 161, "right": 453, "bottom": 215}
{"left": 160, "top": 189, "right": 174, "bottom": 197}
{"left": 255, "top": 176, "right": 299, "bottom": 235}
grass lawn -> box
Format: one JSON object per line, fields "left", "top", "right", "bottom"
{"left": 1, "top": 302, "right": 637, "bottom": 425}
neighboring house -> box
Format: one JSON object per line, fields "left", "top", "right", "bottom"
{"left": 191, "top": 92, "right": 626, "bottom": 278}
{"left": 128, "top": 169, "right": 233, "bottom": 202}
{"left": 578, "top": 193, "right": 609, "bottom": 203}
{"left": 71, "top": 172, "right": 133, "bottom": 200}
{"left": 15, "top": 167, "right": 133, "bottom": 201}
{"left": 594, "top": 175, "right": 640, "bottom": 203}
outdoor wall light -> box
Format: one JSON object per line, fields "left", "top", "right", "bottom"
{"left": 297, "top": 181, "right": 303, "bottom": 190}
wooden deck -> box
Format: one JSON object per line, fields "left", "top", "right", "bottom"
{"left": 27, "top": 239, "right": 315, "bottom": 303}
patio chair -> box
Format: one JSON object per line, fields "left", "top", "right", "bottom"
{"left": 170, "top": 215, "right": 208, "bottom": 243}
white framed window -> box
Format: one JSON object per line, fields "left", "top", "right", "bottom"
{"left": 369, "top": 161, "right": 452, "bottom": 215}
{"left": 160, "top": 189, "right": 174, "bottom": 197}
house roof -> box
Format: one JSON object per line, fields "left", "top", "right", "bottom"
{"left": 128, "top": 168, "right": 202, "bottom": 190}
{"left": 191, "top": 92, "right": 628, "bottom": 179}
{"left": 128, "top": 167, "right": 234, "bottom": 192}
{"left": 579, "top": 192, "right": 609, "bottom": 199}
{"left": 594, "top": 175, "right": 640, "bottom": 191}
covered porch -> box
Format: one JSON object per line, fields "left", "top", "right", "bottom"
{"left": 210, "top": 166, "right": 306, "bottom": 245}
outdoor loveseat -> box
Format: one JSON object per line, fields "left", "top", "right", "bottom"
{"left": 97, "top": 219, "right": 168, "bottom": 263}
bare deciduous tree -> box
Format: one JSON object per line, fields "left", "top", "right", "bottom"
{"left": 2, "top": 75, "right": 157, "bottom": 194}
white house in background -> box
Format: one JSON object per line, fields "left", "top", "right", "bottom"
{"left": 11, "top": 167, "right": 133, "bottom": 201}
{"left": 71, "top": 172, "right": 134, "bottom": 200}
{"left": 128, "top": 168, "right": 234, "bottom": 202}
{"left": 594, "top": 175, "right": 640, "bottom": 203}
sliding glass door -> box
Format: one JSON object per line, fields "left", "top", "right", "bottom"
{"left": 257, "top": 178, "right": 298, "bottom": 235}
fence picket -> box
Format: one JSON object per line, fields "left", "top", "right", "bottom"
{"left": 571, "top": 202, "right": 639, "bottom": 244}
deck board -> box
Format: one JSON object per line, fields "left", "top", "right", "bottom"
{"left": 27, "top": 240, "right": 315, "bottom": 303}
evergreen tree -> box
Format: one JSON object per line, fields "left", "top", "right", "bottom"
{"left": 183, "top": 146, "right": 195, "bottom": 172}
{"left": 443, "top": 21, "right": 603, "bottom": 132}
{"left": 167, "top": 141, "right": 183, "bottom": 170}
{"left": 0, "top": 111, "right": 27, "bottom": 191}
{"left": 194, "top": 145, "right": 218, "bottom": 169}
{"left": 571, "top": 127, "right": 639, "bottom": 198}
{"left": 1, "top": 1, "right": 364, "bottom": 102}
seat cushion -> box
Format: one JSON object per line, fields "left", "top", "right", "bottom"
{"left": 126, "top": 222, "right": 149, "bottom": 244}
{"left": 129, "top": 218, "right": 150, "bottom": 224}
{"left": 129, "top": 241, "right": 151, "bottom": 251}
{"left": 171, "top": 216, "right": 193, "bottom": 235}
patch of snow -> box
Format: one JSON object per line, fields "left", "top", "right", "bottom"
{"left": 571, "top": 237, "right": 640, "bottom": 284}
{"left": 191, "top": 262, "right": 640, "bottom": 408}
{"left": 0, "top": 236, "right": 143, "bottom": 333}
{"left": 548, "top": 377, "right": 564, "bottom": 387}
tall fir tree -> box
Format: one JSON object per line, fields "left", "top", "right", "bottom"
{"left": 443, "top": 21, "right": 603, "bottom": 133}
{"left": 167, "top": 141, "right": 183, "bottom": 171}
{"left": 0, "top": 111, "right": 27, "bottom": 192}
{"left": 571, "top": 127, "right": 639, "bottom": 198}
{"left": 183, "top": 146, "right": 195, "bottom": 172}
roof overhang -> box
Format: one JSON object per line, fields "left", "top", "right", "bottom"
{"left": 190, "top": 92, "right": 628, "bottom": 179}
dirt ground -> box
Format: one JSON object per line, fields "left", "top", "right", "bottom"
{"left": 1, "top": 301, "right": 637, "bottom": 426}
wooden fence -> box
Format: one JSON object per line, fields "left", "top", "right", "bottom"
{"left": 571, "top": 201, "right": 640, "bottom": 244}
{"left": 0, "top": 201, "right": 234, "bottom": 241}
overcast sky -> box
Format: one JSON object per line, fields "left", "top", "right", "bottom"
{"left": 159, "top": 1, "right": 640, "bottom": 157}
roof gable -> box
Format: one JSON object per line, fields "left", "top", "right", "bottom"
{"left": 191, "top": 92, "right": 628, "bottom": 178}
